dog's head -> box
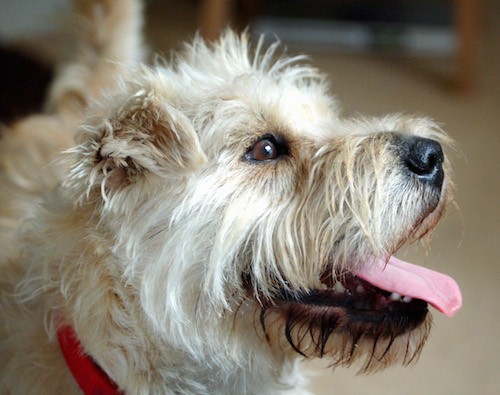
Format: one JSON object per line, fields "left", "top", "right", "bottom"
{"left": 66, "top": 32, "right": 461, "bottom": 372}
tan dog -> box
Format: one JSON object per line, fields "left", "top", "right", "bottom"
{"left": 0, "top": 0, "right": 461, "bottom": 393}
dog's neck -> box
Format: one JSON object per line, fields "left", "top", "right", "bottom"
{"left": 56, "top": 321, "right": 304, "bottom": 394}
{"left": 57, "top": 325, "right": 121, "bottom": 395}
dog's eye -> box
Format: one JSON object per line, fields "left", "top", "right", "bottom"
{"left": 251, "top": 139, "right": 277, "bottom": 161}
{"left": 245, "top": 136, "right": 288, "bottom": 162}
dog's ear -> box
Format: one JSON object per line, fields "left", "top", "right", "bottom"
{"left": 73, "top": 90, "right": 206, "bottom": 199}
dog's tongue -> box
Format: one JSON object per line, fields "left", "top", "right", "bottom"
{"left": 357, "top": 256, "right": 462, "bottom": 317}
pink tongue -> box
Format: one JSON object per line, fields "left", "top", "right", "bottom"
{"left": 357, "top": 256, "right": 462, "bottom": 317}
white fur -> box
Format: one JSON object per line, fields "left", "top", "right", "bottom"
{"left": 0, "top": 1, "right": 452, "bottom": 394}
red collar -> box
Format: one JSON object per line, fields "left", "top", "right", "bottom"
{"left": 57, "top": 325, "right": 121, "bottom": 395}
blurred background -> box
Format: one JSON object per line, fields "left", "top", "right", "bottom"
{"left": 0, "top": 1, "right": 498, "bottom": 394}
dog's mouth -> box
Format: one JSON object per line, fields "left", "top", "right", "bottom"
{"left": 275, "top": 270, "right": 429, "bottom": 332}
{"left": 275, "top": 256, "right": 461, "bottom": 320}
{"left": 254, "top": 256, "right": 461, "bottom": 365}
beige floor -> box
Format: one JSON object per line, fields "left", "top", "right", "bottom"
{"left": 4, "top": 0, "right": 499, "bottom": 393}
{"left": 143, "top": 2, "right": 500, "bottom": 394}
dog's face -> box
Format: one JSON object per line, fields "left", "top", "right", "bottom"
{"left": 67, "top": 33, "right": 460, "bottom": 372}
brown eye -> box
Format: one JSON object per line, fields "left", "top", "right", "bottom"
{"left": 250, "top": 139, "right": 277, "bottom": 161}
{"left": 245, "top": 135, "right": 288, "bottom": 162}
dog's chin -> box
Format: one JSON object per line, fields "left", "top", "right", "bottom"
{"left": 256, "top": 269, "right": 431, "bottom": 372}
{"left": 251, "top": 207, "right": 447, "bottom": 371}
{"left": 238, "top": 194, "right": 458, "bottom": 371}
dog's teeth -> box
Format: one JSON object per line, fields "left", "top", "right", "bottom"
{"left": 390, "top": 292, "right": 401, "bottom": 301}
{"left": 356, "top": 285, "right": 365, "bottom": 294}
{"left": 333, "top": 282, "right": 346, "bottom": 294}
{"left": 402, "top": 296, "right": 412, "bottom": 303}
{"left": 318, "top": 283, "right": 329, "bottom": 290}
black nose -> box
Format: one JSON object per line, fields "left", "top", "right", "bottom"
{"left": 403, "top": 136, "right": 444, "bottom": 189}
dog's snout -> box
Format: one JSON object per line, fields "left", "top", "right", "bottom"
{"left": 402, "top": 136, "right": 444, "bottom": 189}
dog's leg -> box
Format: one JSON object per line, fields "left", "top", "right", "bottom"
{"left": 47, "top": 0, "right": 145, "bottom": 120}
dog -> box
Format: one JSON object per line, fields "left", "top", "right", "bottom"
{"left": 0, "top": 0, "right": 462, "bottom": 393}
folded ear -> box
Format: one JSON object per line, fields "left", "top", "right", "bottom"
{"left": 70, "top": 89, "right": 206, "bottom": 201}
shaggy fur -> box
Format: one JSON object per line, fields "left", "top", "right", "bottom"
{"left": 0, "top": 1, "right": 456, "bottom": 394}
